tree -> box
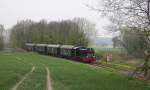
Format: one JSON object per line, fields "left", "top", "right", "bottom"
{"left": 112, "top": 36, "right": 120, "bottom": 48}
{"left": 9, "top": 20, "right": 33, "bottom": 48}
{"left": 0, "top": 24, "right": 4, "bottom": 49}
{"left": 93, "top": 0, "right": 150, "bottom": 79}
{"left": 114, "top": 27, "right": 147, "bottom": 56}
{"left": 73, "top": 17, "right": 97, "bottom": 46}
{"left": 10, "top": 19, "right": 91, "bottom": 48}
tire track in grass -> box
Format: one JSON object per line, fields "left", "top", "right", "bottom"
{"left": 10, "top": 66, "right": 35, "bottom": 90}
{"left": 45, "top": 66, "right": 53, "bottom": 90}
{"left": 15, "top": 57, "right": 34, "bottom": 66}
{"left": 15, "top": 57, "right": 46, "bottom": 90}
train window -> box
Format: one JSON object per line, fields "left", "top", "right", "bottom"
{"left": 87, "top": 53, "right": 94, "bottom": 57}
{"left": 75, "top": 49, "right": 80, "bottom": 56}
{"left": 54, "top": 48, "right": 56, "bottom": 54}
{"left": 80, "top": 51, "right": 87, "bottom": 57}
{"left": 52, "top": 48, "right": 54, "bottom": 53}
{"left": 68, "top": 49, "right": 71, "bottom": 56}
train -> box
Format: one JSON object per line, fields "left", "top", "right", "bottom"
{"left": 25, "top": 43, "right": 96, "bottom": 63}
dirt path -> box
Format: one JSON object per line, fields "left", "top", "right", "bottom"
{"left": 10, "top": 66, "right": 35, "bottom": 90}
{"left": 45, "top": 67, "right": 53, "bottom": 90}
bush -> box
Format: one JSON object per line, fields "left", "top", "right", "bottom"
{"left": 95, "top": 51, "right": 106, "bottom": 60}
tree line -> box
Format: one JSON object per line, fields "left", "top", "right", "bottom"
{"left": 9, "top": 18, "right": 96, "bottom": 49}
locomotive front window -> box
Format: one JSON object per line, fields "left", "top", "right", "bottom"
{"left": 80, "top": 50, "right": 94, "bottom": 57}
{"left": 81, "top": 52, "right": 87, "bottom": 57}
{"left": 87, "top": 53, "right": 94, "bottom": 57}
{"left": 80, "top": 52, "right": 94, "bottom": 57}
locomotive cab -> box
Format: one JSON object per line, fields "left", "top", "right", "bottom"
{"left": 74, "top": 47, "right": 96, "bottom": 63}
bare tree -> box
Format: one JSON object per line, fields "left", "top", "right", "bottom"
{"left": 92, "top": 0, "right": 150, "bottom": 79}
{"left": 73, "top": 17, "right": 97, "bottom": 46}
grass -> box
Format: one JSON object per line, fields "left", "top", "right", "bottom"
{"left": 94, "top": 47, "right": 143, "bottom": 71}
{"left": 94, "top": 46, "right": 127, "bottom": 54}
{"left": 0, "top": 52, "right": 150, "bottom": 90}
{"left": 0, "top": 53, "right": 31, "bottom": 90}
{"left": 94, "top": 47, "right": 148, "bottom": 81}
{"left": 17, "top": 66, "right": 47, "bottom": 90}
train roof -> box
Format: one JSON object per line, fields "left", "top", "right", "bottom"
{"left": 36, "top": 44, "right": 48, "bottom": 46}
{"left": 61, "top": 45, "right": 74, "bottom": 49}
{"left": 47, "top": 44, "right": 60, "bottom": 47}
{"left": 25, "top": 43, "right": 36, "bottom": 46}
{"left": 72, "top": 46, "right": 79, "bottom": 49}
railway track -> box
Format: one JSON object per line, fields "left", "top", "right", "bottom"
{"left": 90, "top": 62, "right": 131, "bottom": 75}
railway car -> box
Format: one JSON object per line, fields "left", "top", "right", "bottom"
{"left": 25, "top": 43, "right": 96, "bottom": 63}
{"left": 60, "top": 45, "right": 74, "bottom": 57}
{"left": 35, "top": 44, "right": 48, "bottom": 54}
{"left": 25, "top": 43, "right": 36, "bottom": 51}
{"left": 47, "top": 44, "right": 60, "bottom": 56}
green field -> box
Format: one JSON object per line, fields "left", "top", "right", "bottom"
{"left": 94, "top": 47, "right": 127, "bottom": 54}
{"left": 0, "top": 52, "right": 150, "bottom": 90}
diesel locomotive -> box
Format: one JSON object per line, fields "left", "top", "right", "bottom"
{"left": 25, "top": 43, "right": 96, "bottom": 63}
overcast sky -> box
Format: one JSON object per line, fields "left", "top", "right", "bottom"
{"left": 0, "top": 0, "right": 111, "bottom": 37}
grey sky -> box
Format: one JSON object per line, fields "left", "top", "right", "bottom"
{"left": 0, "top": 0, "right": 110, "bottom": 37}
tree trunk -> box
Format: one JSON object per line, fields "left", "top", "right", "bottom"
{"left": 142, "top": 54, "right": 150, "bottom": 80}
